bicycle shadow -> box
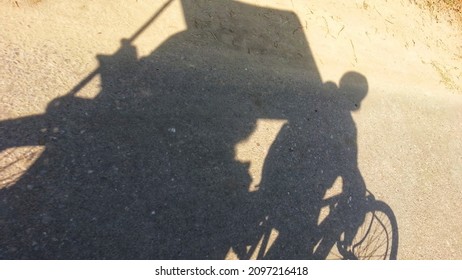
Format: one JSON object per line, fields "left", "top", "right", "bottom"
{"left": 0, "top": 0, "right": 398, "bottom": 259}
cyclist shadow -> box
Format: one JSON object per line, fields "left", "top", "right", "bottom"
{"left": 0, "top": 0, "right": 397, "bottom": 259}
{"left": 246, "top": 74, "right": 378, "bottom": 260}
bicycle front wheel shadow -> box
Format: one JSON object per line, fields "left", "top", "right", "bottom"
{"left": 338, "top": 200, "right": 399, "bottom": 260}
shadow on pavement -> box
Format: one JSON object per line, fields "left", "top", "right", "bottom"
{"left": 0, "top": 0, "right": 398, "bottom": 259}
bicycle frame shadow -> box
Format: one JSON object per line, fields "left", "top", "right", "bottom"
{"left": 0, "top": 0, "right": 398, "bottom": 259}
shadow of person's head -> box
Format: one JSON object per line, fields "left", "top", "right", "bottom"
{"left": 339, "top": 71, "right": 368, "bottom": 111}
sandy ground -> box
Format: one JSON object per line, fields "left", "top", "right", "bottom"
{"left": 1, "top": 0, "right": 461, "bottom": 259}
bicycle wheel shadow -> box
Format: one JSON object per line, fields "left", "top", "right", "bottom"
{"left": 0, "top": 0, "right": 398, "bottom": 259}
